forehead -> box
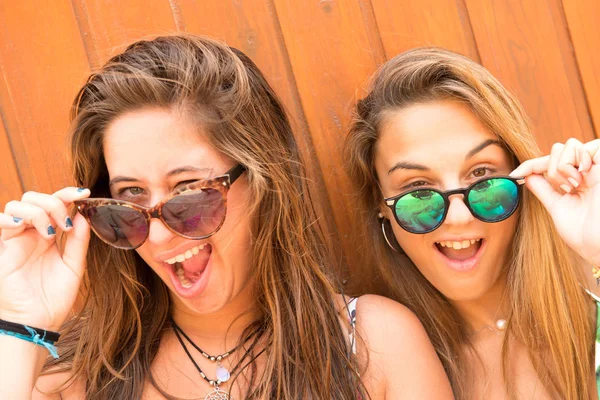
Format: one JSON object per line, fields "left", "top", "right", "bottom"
{"left": 376, "top": 101, "right": 501, "bottom": 168}
{"left": 103, "top": 108, "right": 223, "bottom": 179}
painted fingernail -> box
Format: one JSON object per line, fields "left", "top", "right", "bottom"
{"left": 13, "top": 217, "right": 22, "bottom": 224}
{"left": 65, "top": 217, "right": 73, "bottom": 228}
{"left": 560, "top": 184, "right": 572, "bottom": 193}
{"left": 567, "top": 178, "right": 579, "bottom": 188}
{"left": 47, "top": 225, "right": 56, "bottom": 236}
{"left": 77, "top": 188, "right": 88, "bottom": 193}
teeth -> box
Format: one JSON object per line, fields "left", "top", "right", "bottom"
{"left": 163, "top": 244, "right": 206, "bottom": 265}
{"left": 181, "top": 278, "right": 193, "bottom": 288}
{"left": 437, "top": 238, "right": 482, "bottom": 250}
{"left": 173, "top": 263, "right": 196, "bottom": 289}
{"left": 167, "top": 244, "right": 209, "bottom": 289}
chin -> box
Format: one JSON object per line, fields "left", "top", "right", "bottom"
{"left": 433, "top": 274, "right": 502, "bottom": 303}
{"left": 172, "top": 290, "right": 232, "bottom": 315}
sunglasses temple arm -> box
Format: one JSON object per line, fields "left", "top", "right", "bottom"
{"left": 227, "top": 164, "right": 246, "bottom": 184}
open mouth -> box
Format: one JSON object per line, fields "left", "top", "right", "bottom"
{"left": 434, "top": 238, "right": 484, "bottom": 271}
{"left": 435, "top": 239, "right": 482, "bottom": 261}
{"left": 164, "top": 243, "right": 212, "bottom": 290}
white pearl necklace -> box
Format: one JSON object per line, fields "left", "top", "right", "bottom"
{"left": 471, "top": 318, "right": 507, "bottom": 336}
{"left": 495, "top": 318, "right": 507, "bottom": 332}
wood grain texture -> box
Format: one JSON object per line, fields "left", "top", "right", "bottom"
{"left": 561, "top": 0, "right": 600, "bottom": 137}
{"left": 72, "top": 0, "right": 179, "bottom": 68}
{"left": 371, "top": 0, "right": 480, "bottom": 60}
{"left": 176, "top": 0, "right": 347, "bottom": 274}
{"left": 274, "top": 0, "right": 382, "bottom": 286}
{"left": 177, "top": 0, "right": 310, "bottom": 158}
{"left": 465, "top": 0, "right": 595, "bottom": 152}
{"left": 0, "top": 1, "right": 90, "bottom": 193}
{"left": 0, "top": 117, "right": 22, "bottom": 208}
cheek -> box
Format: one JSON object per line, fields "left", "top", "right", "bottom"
{"left": 212, "top": 197, "right": 254, "bottom": 273}
{"left": 488, "top": 213, "right": 518, "bottom": 257}
{"left": 391, "top": 224, "right": 431, "bottom": 261}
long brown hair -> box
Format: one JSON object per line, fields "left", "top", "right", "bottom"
{"left": 46, "top": 35, "right": 364, "bottom": 399}
{"left": 345, "top": 47, "right": 594, "bottom": 399}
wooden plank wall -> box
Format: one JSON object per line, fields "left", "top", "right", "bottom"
{"left": 1, "top": 0, "right": 598, "bottom": 291}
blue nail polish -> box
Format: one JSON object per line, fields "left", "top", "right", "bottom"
{"left": 65, "top": 217, "right": 73, "bottom": 228}
{"left": 77, "top": 188, "right": 87, "bottom": 193}
{"left": 13, "top": 217, "right": 22, "bottom": 223}
{"left": 47, "top": 226, "right": 56, "bottom": 236}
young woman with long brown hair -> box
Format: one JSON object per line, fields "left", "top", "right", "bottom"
{"left": 345, "top": 47, "right": 600, "bottom": 399}
{"left": 0, "top": 36, "right": 452, "bottom": 399}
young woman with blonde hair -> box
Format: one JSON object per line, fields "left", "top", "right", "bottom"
{"left": 345, "top": 47, "right": 600, "bottom": 399}
{"left": 0, "top": 36, "right": 452, "bottom": 399}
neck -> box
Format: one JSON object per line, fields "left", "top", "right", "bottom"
{"left": 451, "top": 272, "right": 509, "bottom": 334}
{"left": 170, "top": 281, "right": 261, "bottom": 350}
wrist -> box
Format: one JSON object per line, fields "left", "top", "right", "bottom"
{"left": 0, "top": 312, "right": 62, "bottom": 333}
{"left": 0, "top": 334, "right": 48, "bottom": 398}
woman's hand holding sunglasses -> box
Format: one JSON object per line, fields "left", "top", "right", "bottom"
{"left": 0, "top": 187, "right": 91, "bottom": 332}
{"left": 511, "top": 138, "right": 600, "bottom": 266}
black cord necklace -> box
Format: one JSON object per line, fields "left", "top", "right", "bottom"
{"left": 171, "top": 320, "right": 263, "bottom": 400}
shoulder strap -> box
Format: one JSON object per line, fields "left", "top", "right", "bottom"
{"left": 346, "top": 297, "right": 358, "bottom": 355}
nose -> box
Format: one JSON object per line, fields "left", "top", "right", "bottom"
{"left": 443, "top": 194, "right": 474, "bottom": 227}
{"left": 146, "top": 217, "right": 177, "bottom": 245}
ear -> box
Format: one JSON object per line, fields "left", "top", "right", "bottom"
{"left": 378, "top": 201, "right": 390, "bottom": 220}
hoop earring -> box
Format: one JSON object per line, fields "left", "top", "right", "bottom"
{"left": 378, "top": 213, "right": 400, "bottom": 253}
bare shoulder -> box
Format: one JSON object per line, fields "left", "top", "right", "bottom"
{"left": 33, "top": 370, "right": 85, "bottom": 400}
{"left": 353, "top": 294, "right": 454, "bottom": 399}
{"left": 353, "top": 294, "right": 433, "bottom": 355}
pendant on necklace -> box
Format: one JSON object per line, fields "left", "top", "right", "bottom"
{"left": 204, "top": 387, "right": 231, "bottom": 400}
{"left": 215, "top": 361, "right": 231, "bottom": 383}
{"left": 495, "top": 319, "right": 507, "bottom": 331}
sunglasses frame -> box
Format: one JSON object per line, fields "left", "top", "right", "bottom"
{"left": 74, "top": 164, "right": 246, "bottom": 249}
{"left": 384, "top": 176, "right": 526, "bottom": 234}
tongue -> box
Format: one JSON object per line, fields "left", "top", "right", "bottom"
{"left": 180, "top": 248, "right": 210, "bottom": 274}
{"left": 438, "top": 242, "right": 480, "bottom": 261}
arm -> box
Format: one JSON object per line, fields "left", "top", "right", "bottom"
{"left": 0, "top": 336, "right": 49, "bottom": 399}
{"left": 0, "top": 187, "right": 90, "bottom": 398}
{"left": 356, "top": 295, "right": 454, "bottom": 399}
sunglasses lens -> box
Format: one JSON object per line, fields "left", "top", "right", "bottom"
{"left": 85, "top": 205, "right": 148, "bottom": 249}
{"left": 467, "top": 178, "right": 519, "bottom": 222}
{"left": 395, "top": 189, "right": 446, "bottom": 233}
{"left": 162, "top": 188, "right": 225, "bottom": 238}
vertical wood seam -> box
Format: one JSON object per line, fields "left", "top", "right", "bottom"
{"left": 268, "top": 0, "right": 349, "bottom": 275}
{"left": 70, "top": 0, "right": 100, "bottom": 70}
{"left": 456, "top": 0, "right": 482, "bottom": 63}
{"left": 558, "top": 0, "right": 598, "bottom": 137}
{"left": 0, "top": 53, "right": 25, "bottom": 192}
{"left": 357, "top": 0, "right": 387, "bottom": 64}
{"left": 0, "top": 107, "right": 24, "bottom": 193}
{"left": 168, "top": 0, "right": 187, "bottom": 32}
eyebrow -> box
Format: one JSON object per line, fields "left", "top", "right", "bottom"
{"left": 465, "top": 139, "right": 503, "bottom": 160}
{"left": 108, "top": 166, "right": 212, "bottom": 186}
{"left": 387, "top": 139, "right": 504, "bottom": 175}
{"left": 388, "top": 162, "right": 429, "bottom": 175}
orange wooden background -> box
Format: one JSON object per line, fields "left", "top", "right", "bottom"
{"left": 1, "top": 0, "right": 598, "bottom": 289}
